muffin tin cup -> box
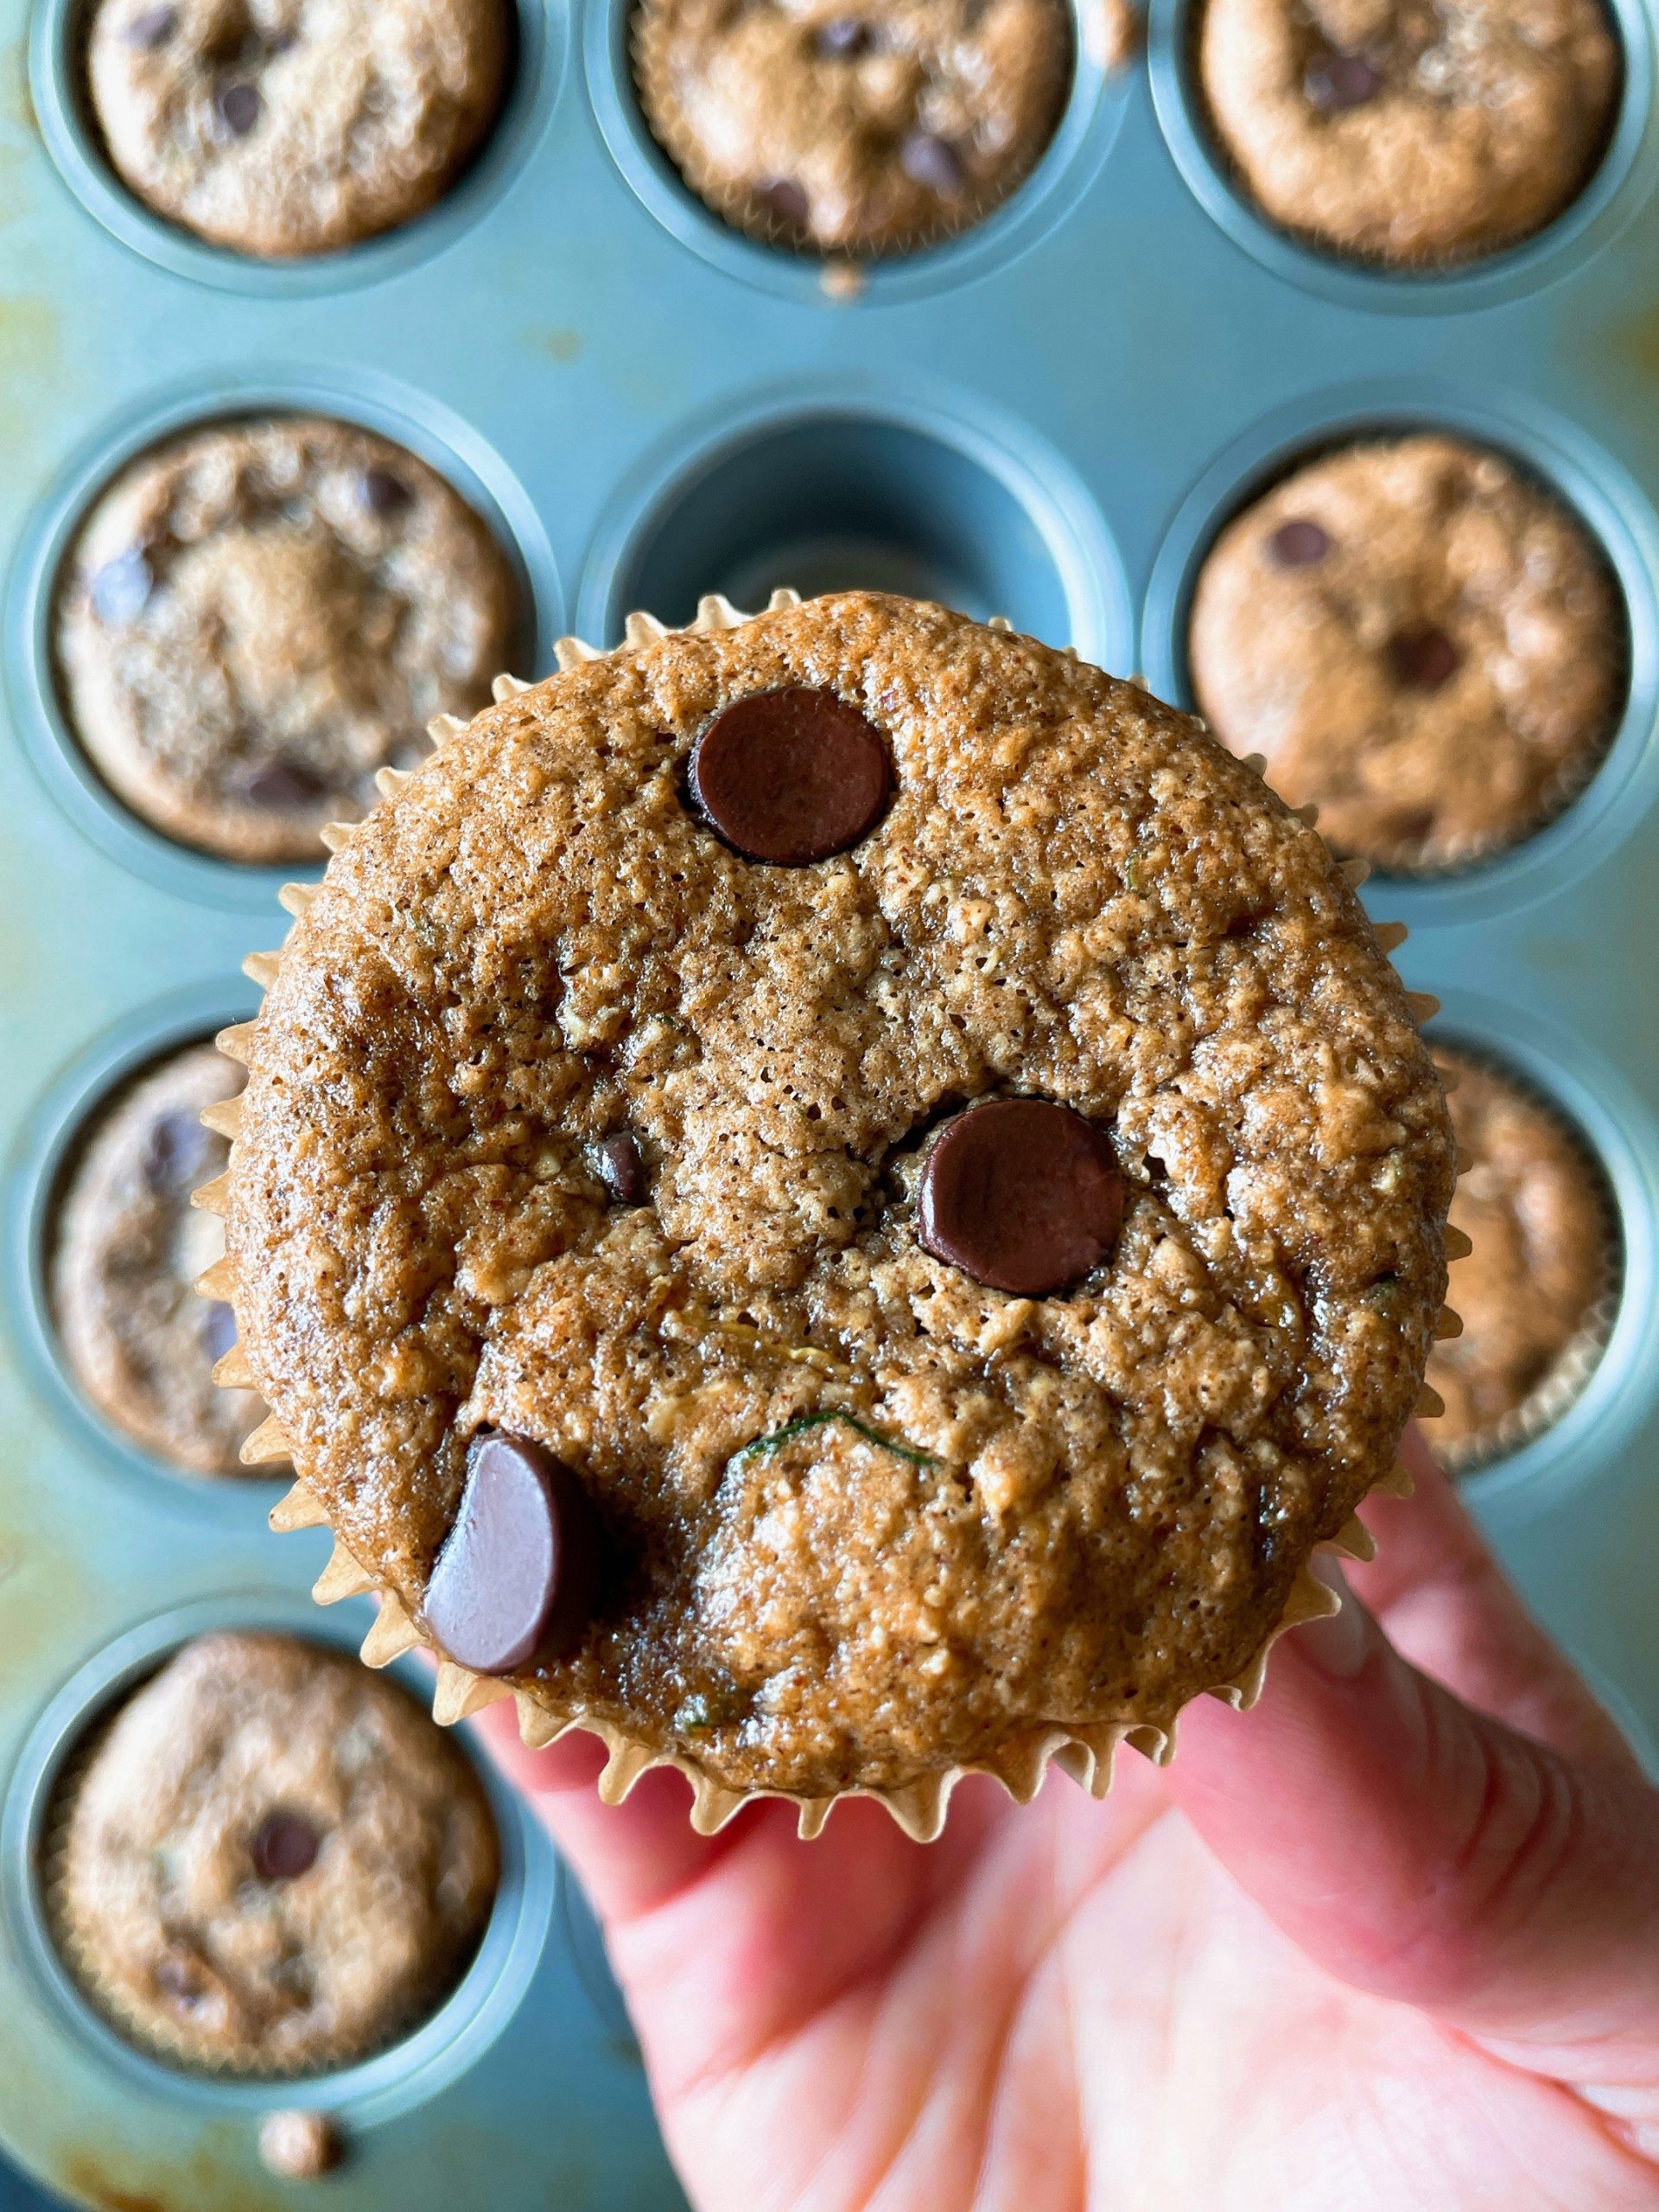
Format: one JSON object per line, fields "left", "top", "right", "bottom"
{"left": 1147, "top": 0, "right": 1659, "bottom": 313}
{"left": 1139, "top": 378, "right": 1659, "bottom": 930}
{"left": 1421, "top": 988, "right": 1659, "bottom": 1527}
{"left": 3, "top": 364, "right": 563, "bottom": 912}
{"left": 29, "top": 0, "right": 566, "bottom": 297}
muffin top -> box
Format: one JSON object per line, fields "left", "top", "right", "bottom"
{"left": 632, "top": 0, "right": 1075, "bottom": 255}
{"left": 1198, "top": 0, "right": 1620, "bottom": 267}
{"left": 53, "top": 1042, "right": 272, "bottom": 1477}
{"left": 1188, "top": 435, "right": 1624, "bottom": 875}
{"left": 55, "top": 415, "right": 522, "bottom": 867}
{"left": 86, "top": 0, "right": 510, "bottom": 258}
{"left": 224, "top": 593, "right": 1452, "bottom": 1803}
{"left": 54, "top": 1632, "right": 499, "bottom": 2074}
{"left": 1427, "top": 1048, "right": 1616, "bottom": 1468}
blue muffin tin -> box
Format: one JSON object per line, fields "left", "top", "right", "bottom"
{"left": 3, "top": 0, "right": 1659, "bottom": 2201}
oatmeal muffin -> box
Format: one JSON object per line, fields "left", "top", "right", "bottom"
{"left": 633, "top": 0, "right": 1075, "bottom": 256}
{"left": 1427, "top": 1047, "right": 1617, "bottom": 1471}
{"left": 216, "top": 592, "right": 1453, "bottom": 1826}
{"left": 53, "top": 1042, "right": 274, "bottom": 1478}
{"left": 52, "top": 1632, "right": 499, "bottom": 2074}
{"left": 1188, "top": 435, "right": 1624, "bottom": 875}
{"left": 86, "top": 0, "right": 511, "bottom": 259}
{"left": 55, "top": 416, "right": 522, "bottom": 867}
{"left": 1197, "top": 0, "right": 1621, "bottom": 268}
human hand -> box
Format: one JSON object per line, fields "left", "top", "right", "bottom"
{"left": 477, "top": 1429, "right": 1659, "bottom": 2210}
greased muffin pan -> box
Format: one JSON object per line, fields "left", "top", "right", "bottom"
{"left": 3, "top": 0, "right": 1659, "bottom": 2202}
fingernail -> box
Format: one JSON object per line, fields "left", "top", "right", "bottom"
{"left": 1296, "top": 1555, "right": 1375, "bottom": 1681}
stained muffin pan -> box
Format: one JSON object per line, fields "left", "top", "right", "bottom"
{"left": 4, "top": 0, "right": 1659, "bottom": 2202}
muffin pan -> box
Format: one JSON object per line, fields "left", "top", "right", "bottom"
{"left": 3, "top": 0, "right": 1659, "bottom": 2202}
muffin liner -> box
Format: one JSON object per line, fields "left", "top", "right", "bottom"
{"left": 39, "top": 1656, "right": 494, "bottom": 2078}
{"left": 1425, "top": 1042, "right": 1621, "bottom": 1479}
{"left": 629, "top": 3, "right": 1077, "bottom": 269}
{"left": 199, "top": 586, "right": 1456, "bottom": 1843}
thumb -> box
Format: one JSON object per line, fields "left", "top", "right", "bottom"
{"left": 1166, "top": 1558, "right": 1659, "bottom": 2092}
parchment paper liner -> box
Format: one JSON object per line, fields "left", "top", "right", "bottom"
{"left": 1426, "top": 1042, "right": 1621, "bottom": 1479}
{"left": 628, "top": 0, "right": 1079, "bottom": 266}
{"left": 199, "top": 586, "right": 1457, "bottom": 1843}
{"left": 38, "top": 1655, "right": 493, "bottom": 2078}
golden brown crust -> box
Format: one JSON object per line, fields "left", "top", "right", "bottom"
{"left": 225, "top": 593, "right": 1452, "bottom": 1798}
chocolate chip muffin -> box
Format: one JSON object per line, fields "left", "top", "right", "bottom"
{"left": 51, "top": 1632, "right": 499, "bottom": 2075}
{"left": 52, "top": 1042, "right": 275, "bottom": 1477}
{"left": 54, "top": 416, "right": 523, "bottom": 867}
{"left": 1197, "top": 0, "right": 1621, "bottom": 267}
{"left": 1427, "top": 1047, "right": 1617, "bottom": 1471}
{"left": 1188, "top": 435, "right": 1624, "bottom": 875}
{"left": 215, "top": 591, "right": 1453, "bottom": 1832}
{"left": 633, "top": 0, "right": 1075, "bottom": 256}
{"left": 86, "top": 0, "right": 511, "bottom": 259}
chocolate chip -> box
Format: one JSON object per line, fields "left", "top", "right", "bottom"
{"left": 760, "top": 178, "right": 810, "bottom": 229}
{"left": 238, "top": 760, "right": 326, "bottom": 810}
{"left": 143, "top": 1108, "right": 213, "bottom": 1190}
{"left": 1389, "top": 626, "right": 1461, "bottom": 690}
{"left": 200, "top": 1300, "right": 238, "bottom": 1362}
{"left": 918, "top": 1097, "right": 1124, "bottom": 1297}
{"left": 817, "top": 16, "right": 873, "bottom": 56}
{"left": 250, "top": 1810, "right": 321, "bottom": 1882}
{"left": 424, "top": 1431, "right": 601, "bottom": 1675}
{"left": 594, "top": 1133, "right": 646, "bottom": 1205}
{"left": 358, "top": 466, "right": 413, "bottom": 518}
{"left": 125, "top": 4, "right": 177, "bottom": 47}
{"left": 690, "top": 687, "right": 892, "bottom": 865}
{"left": 900, "top": 130, "right": 966, "bottom": 196}
{"left": 213, "top": 80, "right": 262, "bottom": 136}
{"left": 1268, "top": 518, "right": 1331, "bottom": 567}
{"left": 89, "top": 550, "right": 152, "bottom": 626}
{"left": 1304, "top": 47, "right": 1384, "bottom": 112}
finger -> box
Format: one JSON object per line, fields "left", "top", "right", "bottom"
{"left": 1166, "top": 1562, "right": 1659, "bottom": 2094}
{"left": 1348, "top": 1426, "right": 1641, "bottom": 1775}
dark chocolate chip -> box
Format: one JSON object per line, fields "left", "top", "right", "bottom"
{"left": 214, "top": 79, "right": 262, "bottom": 136}
{"left": 250, "top": 1810, "right": 321, "bottom": 1883}
{"left": 595, "top": 1133, "right": 646, "bottom": 1205}
{"left": 143, "top": 1108, "right": 213, "bottom": 1190}
{"left": 238, "top": 760, "right": 326, "bottom": 810}
{"left": 89, "top": 550, "right": 152, "bottom": 626}
{"left": 1268, "top": 518, "right": 1331, "bottom": 567}
{"left": 1389, "top": 626, "right": 1461, "bottom": 690}
{"left": 424, "top": 1431, "right": 601, "bottom": 1675}
{"left": 900, "top": 130, "right": 966, "bottom": 196}
{"left": 690, "top": 686, "right": 892, "bottom": 865}
{"left": 817, "top": 16, "right": 873, "bottom": 56}
{"left": 1304, "top": 46, "right": 1384, "bottom": 112}
{"left": 760, "top": 177, "right": 810, "bottom": 228}
{"left": 125, "top": 4, "right": 178, "bottom": 47}
{"left": 200, "top": 1300, "right": 238, "bottom": 1362}
{"left": 358, "top": 466, "right": 413, "bottom": 518}
{"left": 918, "top": 1097, "right": 1124, "bottom": 1296}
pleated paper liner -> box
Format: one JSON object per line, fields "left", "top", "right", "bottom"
{"left": 627, "top": 0, "right": 1089, "bottom": 276}
{"left": 39, "top": 1651, "right": 492, "bottom": 2080}
{"left": 199, "top": 585, "right": 1457, "bottom": 1843}
{"left": 1426, "top": 1041, "right": 1622, "bottom": 1481}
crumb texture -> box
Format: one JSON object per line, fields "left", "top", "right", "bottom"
{"left": 229, "top": 592, "right": 1452, "bottom": 1796}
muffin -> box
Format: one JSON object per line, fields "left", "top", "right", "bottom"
{"left": 51, "top": 1632, "right": 499, "bottom": 2075}
{"left": 633, "top": 0, "right": 1075, "bottom": 257}
{"left": 212, "top": 591, "right": 1454, "bottom": 1837}
{"left": 86, "top": 0, "right": 511, "bottom": 259}
{"left": 1427, "top": 1047, "right": 1618, "bottom": 1471}
{"left": 54, "top": 416, "right": 523, "bottom": 867}
{"left": 1187, "top": 435, "right": 1624, "bottom": 875}
{"left": 53, "top": 1041, "right": 275, "bottom": 1478}
{"left": 1197, "top": 0, "right": 1621, "bottom": 268}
